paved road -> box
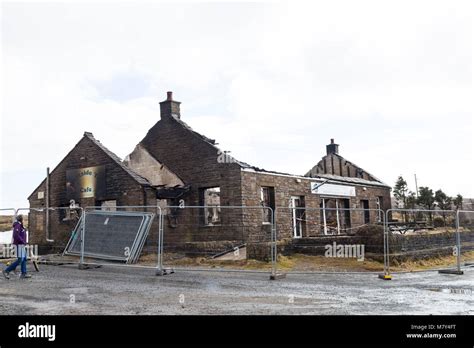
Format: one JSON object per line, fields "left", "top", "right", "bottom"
{"left": 0, "top": 264, "right": 472, "bottom": 315}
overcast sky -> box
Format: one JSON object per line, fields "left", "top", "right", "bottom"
{"left": 1, "top": 0, "right": 473, "bottom": 208}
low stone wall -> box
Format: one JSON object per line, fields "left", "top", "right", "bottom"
{"left": 288, "top": 236, "right": 383, "bottom": 255}
{"left": 388, "top": 230, "right": 474, "bottom": 261}
{"left": 276, "top": 227, "right": 474, "bottom": 262}
{"left": 146, "top": 228, "right": 474, "bottom": 262}
{"left": 246, "top": 242, "right": 273, "bottom": 262}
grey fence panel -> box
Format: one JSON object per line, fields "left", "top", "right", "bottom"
{"left": 75, "top": 206, "right": 162, "bottom": 268}
{"left": 275, "top": 207, "right": 385, "bottom": 274}
{"left": 160, "top": 206, "right": 274, "bottom": 273}
{"left": 385, "top": 209, "right": 459, "bottom": 273}
{"left": 72, "top": 207, "right": 157, "bottom": 264}
{"left": 457, "top": 210, "right": 474, "bottom": 266}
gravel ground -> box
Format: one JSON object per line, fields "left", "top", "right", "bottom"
{"left": 0, "top": 263, "right": 472, "bottom": 315}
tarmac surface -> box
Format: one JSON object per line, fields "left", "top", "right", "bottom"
{"left": 0, "top": 263, "right": 472, "bottom": 315}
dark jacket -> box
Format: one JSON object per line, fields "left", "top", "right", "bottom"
{"left": 12, "top": 221, "right": 27, "bottom": 245}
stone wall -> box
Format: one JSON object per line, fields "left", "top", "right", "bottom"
{"left": 241, "top": 170, "right": 390, "bottom": 238}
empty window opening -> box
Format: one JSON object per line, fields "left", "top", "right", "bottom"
{"left": 343, "top": 199, "right": 351, "bottom": 229}
{"left": 261, "top": 186, "right": 275, "bottom": 224}
{"left": 320, "top": 198, "right": 350, "bottom": 235}
{"left": 201, "top": 187, "right": 221, "bottom": 225}
{"left": 376, "top": 196, "right": 384, "bottom": 222}
{"left": 99, "top": 200, "right": 117, "bottom": 212}
{"left": 290, "top": 196, "right": 305, "bottom": 238}
{"left": 361, "top": 200, "right": 370, "bottom": 224}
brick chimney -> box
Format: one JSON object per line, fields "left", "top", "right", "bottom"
{"left": 159, "top": 91, "right": 181, "bottom": 120}
{"left": 326, "top": 138, "right": 339, "bottom": 155}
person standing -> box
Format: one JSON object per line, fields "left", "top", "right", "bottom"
{"left": 2, "top": 215, "right": 31, "bottom": 279}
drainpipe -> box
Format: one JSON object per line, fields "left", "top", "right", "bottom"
{"left": 45, "top": 167, "right": 54, "bottom": 242}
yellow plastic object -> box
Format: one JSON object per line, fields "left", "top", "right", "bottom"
{"left": 378, "top": 273, "right": 392, "bottom": 280}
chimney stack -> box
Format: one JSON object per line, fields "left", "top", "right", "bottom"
{"left": 160, "top": 91, "right": 181, "bottom": 120}
{"left": 326, "top": 138, "right": 339, "bottom": 155}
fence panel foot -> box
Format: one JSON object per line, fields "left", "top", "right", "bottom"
{"left": 270, "top": 272, "right": 286, "bottom": 280}
{"left": 378, "top": 273, "right": 392, "bottom": 280}
{"left": 156, "top": 268, "right": 174, "bottom": 276}
{"left": 78, "top": 264, "right": 101, "bottom": 270}
{"left": 438, "top": 269, "right": 464, "bottom": 275}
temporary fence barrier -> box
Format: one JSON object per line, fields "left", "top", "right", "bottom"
{"left": 79, "top": 206, "right": 161, "bottom": 268}
{"left": 15, "top": 204, "right": 273, "bottom": 276}
{"left": 160, "top": 206, "right": 274, "bottom": 275}
{"left": 65, "top": 209, "right": 155, "bottom": 264}
{"left": 457, "top": 210, "right": 474, "bottom": 267}
{"left": 2, "top": 204, "right": 471, "bottom": 279}
{"left": 385, "top": 209, "right": 460, "bottom": 274}
{"left": 274, "top": 207, "right": 386, "bottom": 274}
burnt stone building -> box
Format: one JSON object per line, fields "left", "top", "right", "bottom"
{"left": 28, "top": 92, "right": 391, "bottom": 257}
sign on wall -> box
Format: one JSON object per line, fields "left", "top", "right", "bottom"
{"left": 311, "top": 182, "right": 356, "bottom": 197}
{"left": 66, "top": 165, "right": 106, "bottom": 200}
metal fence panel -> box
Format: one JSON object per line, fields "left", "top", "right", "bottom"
{"left": 275, "top": 207, "right": 385, "bottom": 273}
{"left": 76, "top": 206, "right": 162, "bottom": 268}
{"left": 386, "top": 209, "right": 458, "bottom": 272}
{"left": 160, "top": 206, "right": 273, "bottom": 273}
{"left": 457, "top": 210, "right": 474, "bottom": 266}
{"left": 70, "top": 209, "right": 155, "bottom": 263}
